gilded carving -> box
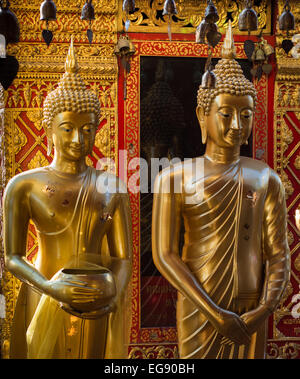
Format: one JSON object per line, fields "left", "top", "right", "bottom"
{"left": 267, "top": 342, "right": 300, "bottom": 359}
{"left": 295, "top": 155, "right": 300, "bottom": 170}
{"left": 294, "top": 253, "right": 300, "bottom": 272}
{"left": 6, "top": 44, "right": 117, "bottom": 77}
{"left": 119, "top": 0, "right": 271, "bottom": 35}
{"left": 14, "top": 125, "right": 28, "bottom": 155}
{"left": 281, "top": 171, "right": 294, "bottom": 200}
{"left": 287, "top": 230, "right": 295, "bottom": 246}
{"left": 27, "top": 150, "right": 49, "bottom": 170}
{"left": 273, "top": 12, "right": 300, "bottom": 349}
{"left": 282, "top": 123, "right": 294, "bottom": 152}
{"left": 128, "top": 345, "right": 179, "bottom": 359}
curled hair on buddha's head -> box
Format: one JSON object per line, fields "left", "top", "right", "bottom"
{"left": 197, "top": 21, "right": 257, "bottom": 116}
{"left": 42, "top": 37, "right": 101, "bottom": 154}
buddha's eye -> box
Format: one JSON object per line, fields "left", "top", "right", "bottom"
{"left": 218, "top": 110, "right": 232, "bottom": 118}
{"left": 59, "top": 123, "right": 73, "bottom": 132}
{"left": 241, "top": 110, "right": 253, "bottom": 119}
{"left": 83, "top": 124, "right": 94, "bottom": 133}
{"left": 61, "top": 126, "right": 72, "bottom": 132}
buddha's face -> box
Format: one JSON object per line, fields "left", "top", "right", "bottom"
{"left": 198, "top": 94, "right": 254, "bottom": 148}
{"left": 51, "top": 111, "right": 97, "bottom": 161}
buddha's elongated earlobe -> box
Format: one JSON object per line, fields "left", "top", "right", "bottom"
{"left": 46, "top": 126, "right": 53, "bottom": 156}
{"left": 196, "top": 106, "right": 207, "bottom": 144}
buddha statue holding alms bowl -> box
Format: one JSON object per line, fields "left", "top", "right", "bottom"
{"left": 3, "top": 39, "right": 132, "bottom": 359}
{"left": 152, "top": 23, "right": 290, "bottom": 359}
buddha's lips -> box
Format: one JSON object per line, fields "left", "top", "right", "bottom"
{"left": 69, "top": 145, "right": 82, "bottom": 151}
{"left": 226, "top": 130, "right": 242, "bottom": 139}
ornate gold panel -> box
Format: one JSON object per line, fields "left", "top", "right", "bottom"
{"left": 118, "top": 0, "right": 272, "bottom": 35}
{"left": 270, "top": 30, "right": 300, "bottom": 355}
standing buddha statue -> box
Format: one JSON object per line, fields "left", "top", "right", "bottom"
{"left": 4, "top": 39, "right": 132, "bottom": 359}
{"left": 152, "top": 23, "right": 290, "bottom": 359}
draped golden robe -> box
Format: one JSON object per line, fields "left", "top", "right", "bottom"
{"left": 152, "top": 156, "right": 290, "bottom": 359}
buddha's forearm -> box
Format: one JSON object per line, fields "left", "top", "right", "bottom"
{"left": 5, "top": 254, "right": 49, "bottom": 294}
{"left": 261, "top": 170, "right": 291, "bottom": 313}
{"left": 260, "top": 250, "right": 290, "bottom": 313}
{"left": 154, "top": 252, "right": 220, "bottom": 322}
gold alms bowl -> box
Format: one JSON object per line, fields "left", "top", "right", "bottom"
{"left": 57, "top": 266, "right": 116, "bottom": 313}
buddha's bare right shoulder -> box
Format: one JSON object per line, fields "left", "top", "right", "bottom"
{"left": 4, "top": 167, "right": 50, "bottom": 197}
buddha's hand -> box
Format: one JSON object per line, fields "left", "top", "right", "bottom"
{"left": 45, "top": 279, "right": 103, "bottom": 308}
{"left": 240, "top": 305, "right": 271, "bottom": 335}
{"left": 213, "top": 308, "right": 251, "bottom": 346}
{"left": 61, "top": 299, "right": 117, "bottom": 320}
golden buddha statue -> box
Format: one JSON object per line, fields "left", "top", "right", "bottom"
{"left": 3, "top": 39, "right": 132, "bottom": 359}
{"left": 152, "top": 23, "right": 290, "bottom": 359}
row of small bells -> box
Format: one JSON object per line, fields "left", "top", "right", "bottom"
{"left": 198, "top": 0, "right": 295, "bottom": 88}
{"left": 0, "top": 0, "right": 297, "bottom": 47}
{"left": 0, "top": 1, "right": 299, "bottom": 90}
{"left": 39, "top": 0, "right": 96, "bottom": 45}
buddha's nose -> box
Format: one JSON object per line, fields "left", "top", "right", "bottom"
{"left": 230, "top": 113, "right": 241, "bottom": 130}
{"left": 72, "top": 129, "right": 81, "bottom": 144}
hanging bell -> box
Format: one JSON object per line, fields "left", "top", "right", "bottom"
{"left": 263, "top": 43, "right": 274, "bottom": 57}
{"left": 238, "top": 0, "right": 258, "bottom": 32}
{"left": 255, "top": 48, "right": 265, "bottom": 62}
{"left": 201, "top": 69, "right": 216, "bottom": 89}
{"left": 204, "top": 0, "right": 219, "bottom": 24}
{"left": 123, "top": 0, "right": 135, "bottom": 32}
{"left": 114, "top": 35, "right": 130, "bottom": 56}
{"left": 196, "top": 19, "right": 209, "bottom": 44}
{"left": 162, "top": 0, "right": 177, "bottom": 16}
{"left": 40, "top": 0, "right": 57, "bottom": 21}
{"left": 206, "top": 23, "right": 221, "bottom": 48}
{"left": 201, "top": 57, "right": 216, "bottom": 89}
{"left": 0, "top": 1, "right": 20, "bottom": 44}
{"left": 163, "top": 0, "right": 177, "bottom": 41}
{"left": 0, "top": 34, "right": 6, "bottom": 58}
{"left": 122, "top": 0, "right": 135, "bottom": 14}
{"left": 279, "top": 1, "right": 295, "bottom": 32}
{"left": 81, "top": 0, "right": 95, "bottom": 21}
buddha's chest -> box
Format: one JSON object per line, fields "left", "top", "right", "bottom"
{"left": 29, "top": 178, "right": 115, "bottom": 235}
{"left": 182, "top": 165, "right": 268, "bottom": 229}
